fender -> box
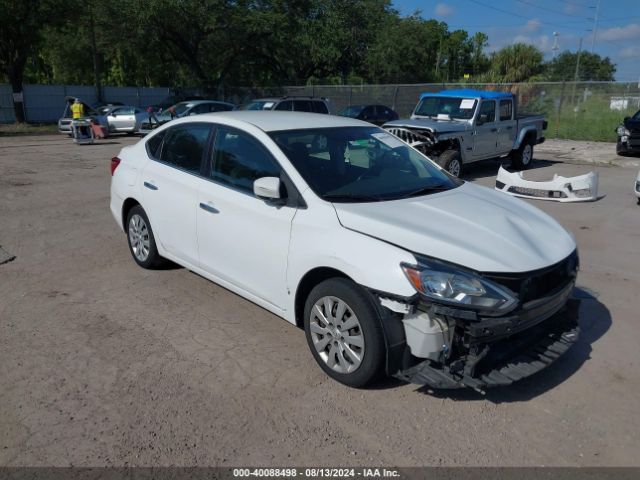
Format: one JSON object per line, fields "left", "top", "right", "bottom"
{"left": 513, "top": 125, "right": 537, "bottom": 150}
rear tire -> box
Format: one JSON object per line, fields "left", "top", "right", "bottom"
{"left": 125, "top": 205, "right": 165, "bottom": 269}
{"left": 303, "top": 278, "right": 386, "bottom": 387}
{"left": 438, "top": 149, "right": 462, "bottom": 177}
{"left": 511, "top": 141, "right": 534, "bottom": 170}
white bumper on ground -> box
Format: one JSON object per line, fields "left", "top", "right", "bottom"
{"left": 495, "top": 166, "right": 600, "bottom": 202}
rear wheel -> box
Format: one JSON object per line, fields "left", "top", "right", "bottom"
{"left": 511, "top": 141, "right": 534, "bottom": 170}
{"left": 303, "top": 278, "right": 386, "bottom": 387}
{"left": 126, "top": 205, "right": 164, "bottom": 269}
{"left": 438, "top": 149, "right": 462, "bottom": 177}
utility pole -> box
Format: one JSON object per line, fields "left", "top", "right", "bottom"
{"left": 590, "top": 0, "right": 601, "bottom": 52}
{"left": 551, "top": 32, "right": 559, "bottom": 58}
{"left": 571, "top": 37, "right": 583, "bottom": 105}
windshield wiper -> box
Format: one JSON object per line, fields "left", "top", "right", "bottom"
{"left": 323, "top": 193, "right": 383, "bottom": 202}
{"left": 401, "top": 184, "right": 451, "bottom": 198}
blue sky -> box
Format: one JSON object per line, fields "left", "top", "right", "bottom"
{"left": 392, "top": 0, "right": 640, "bottom": 81}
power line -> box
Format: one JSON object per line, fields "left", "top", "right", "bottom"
{"left": 514, "top": 0, "right": 589, "bottom": 18}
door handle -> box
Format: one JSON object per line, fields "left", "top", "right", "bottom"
{"left": 199, "top": 202, "right": 219, "bottom": 214}
{"left": 144, "top": 181, "right": 158, "bottom": 191}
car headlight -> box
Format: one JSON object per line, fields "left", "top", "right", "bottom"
{"left": 401, "top": 257, "right": 518, "bottom": 315}
{"left": 617, "top": 126, "right": 630, "bottom": 136}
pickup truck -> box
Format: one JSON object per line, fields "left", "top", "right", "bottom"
{"left": 383, "top": 89, "right": 547, "bottom": 177}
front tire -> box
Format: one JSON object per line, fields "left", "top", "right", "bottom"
{"left": 126, "top": 205, "right": 164, "bottom": 269}
{"left": 438, "top": 149, "right": 462, "bottom": 177}
{"left": 511, "top": 141, "right": 534, "bottom": 170}
{"left": 303, "top": 278, "right": 386, "bottom": 387}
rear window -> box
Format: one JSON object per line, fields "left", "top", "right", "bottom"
{"left": 146, "top": 131, "right": 165, "bottom": 159}
{"left": 312, "top": 101, "right": 329, "bottom": 114}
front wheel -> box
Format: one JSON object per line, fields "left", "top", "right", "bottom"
{"left": 303, "top": 278, "right": 386, "bottom": 387}
{"left": 438, "top": 149, "right": 462, "bottom": 177}
{"left": 511, "top": 141, "right": 534, "bottom": 170}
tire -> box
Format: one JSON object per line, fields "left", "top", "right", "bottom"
{"left": 125, "top": 205, "right": 164, "bottom": 269}
{"left": 511, "top": 141, "right": 534, "bottom": 170}
{"left": 303, "top": 278, "right": 386, "bottom": 387}
{"left": 437, "top": 149, "right": 462, "bottom": 177}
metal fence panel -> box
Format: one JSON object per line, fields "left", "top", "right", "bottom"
{"left": 0, "top": 84, "right": 16, "bottom": 123}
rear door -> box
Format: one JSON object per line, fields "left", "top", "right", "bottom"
{"left": 141, "top": 123, "right": 212, "bottom": 266}
{"left": 497, "top": 99, "right": 516, "bottom": 154}
{"left": 196, "top": 126, "right": 297, "bottom": 309}
{"left": 472, "top": 100, "right": 499, "bottom": 159}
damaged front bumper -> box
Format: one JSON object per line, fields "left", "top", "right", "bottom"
{"left": 495, "top": 166, "right": 599, "bottom": 202}
{"left": 378, "top": 279, "right": 580, "bottom": 391}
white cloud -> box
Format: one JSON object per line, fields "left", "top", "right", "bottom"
{"left": 599, "top": 24, "right": 640, "bottom": 41}
{"left": 524, "top": 19, "right": 542, "bottom": 33}
{"left": 434, "top": 3, "right": 454, "bottom": 17}
{"left": 620, "top": 46, "right": 640, "bottom": 59}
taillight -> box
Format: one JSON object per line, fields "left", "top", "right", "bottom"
{"left": 110, "top": 156, "right": 121, "bottom": 176}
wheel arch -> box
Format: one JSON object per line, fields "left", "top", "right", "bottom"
{"left": 294, "top": 267, "right": 352, "bottom": 329}
{"left": 121, "top": 197, "right": 141, "bottom": 232}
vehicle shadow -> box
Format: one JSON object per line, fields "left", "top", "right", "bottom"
{"left": 461, "top": 157, "right": 564, "bottom": 182}
{"left": 412, "top": 286, "right": 611, "bottom": 402}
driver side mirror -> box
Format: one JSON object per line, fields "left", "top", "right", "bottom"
{"left": 254, "top": 177, "right": 282, "bottom": 201}
{"left": 476, "top": 114, "right": 488, "bottom": 125}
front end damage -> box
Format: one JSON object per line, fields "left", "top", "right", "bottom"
{"left": 384, "top": 126, "right": 459, "bottom": 158}
{"left": 375, "top": 251, "right": 581, "bottom": 392}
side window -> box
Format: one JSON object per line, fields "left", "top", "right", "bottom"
{"left": 499, "top": 100, "right": 513, "bottom": 121}
{"left": 210, "top": 127, "right": 281, "bottom": 193}
{"left": 293, "top": 100, "right": 312, "bottom": 112}
{"left": 479, "top": 101, "right": 496, "bottom": 123}
{"left": 159, "top": 124, "right": 211, "bottom": 174}
{"left": 274, "top": 100, "right": 293, "bottom": 111}
{"left": 146, "top": 131, "right": 165, "bottom": 159}
{"left": 361, "top": 106, "right": 375, "bottom": 119}
{"left": 191, "top": 103, "right": 210, "bottom": 115}
{"left": 116, "top": 107, "right": 134, "bottom": 115}
{"left": 312, "top": 101, "right": 328, "bottom": 114}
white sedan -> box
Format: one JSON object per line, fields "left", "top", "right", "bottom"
{"left": 110, "top": 111, "right": 580, "bottom": 389}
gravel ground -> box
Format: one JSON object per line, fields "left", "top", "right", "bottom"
{"left": 0, "top": 134, "right": 639, "bottom": 467}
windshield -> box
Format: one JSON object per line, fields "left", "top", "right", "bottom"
{"left": 633, "top": 110, "right": 640, "bottom": 121}
{"left": 339, "top": 106, "right": 365, "bottom": 118}
{"left": 270, "top": 126, "right": 462, "bottom": 203}
{"left": 414, "top": 97, "right": 477, "bottom": 120}
{"left": 240, "top": 101, "right": 275, "bottom": 110}
{"left": 169, "top": 102, "right": 191, "bottom": 116}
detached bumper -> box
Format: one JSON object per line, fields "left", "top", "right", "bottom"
{"left": 394, "top": 298, "right": 580, "bottom": 390}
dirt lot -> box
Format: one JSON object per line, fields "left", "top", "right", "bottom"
{"left": 1, "top": 134, "right": 639, "bottom": 467}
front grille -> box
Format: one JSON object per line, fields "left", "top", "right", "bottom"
{"left": 507, "top": 185, "right": 568, "bottom": 199}
{"left": 483, "top": 250, "right": 578, "bottom": 304}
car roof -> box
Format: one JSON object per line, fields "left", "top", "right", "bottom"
{"left": 185, "top": 111, "right": 371, "bottom": 132}
{"left": 421, "top": 89, "right": 511, "bottom": 100}
{"left": 187, "top": 100, "right": 235, "bottom": 106}
{"left": 252, "top": 97, "right": 327, "bottom": 102}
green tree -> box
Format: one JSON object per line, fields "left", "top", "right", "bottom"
{"left": 0, "top": 0, "right": 62, "bottom": 121}
{"left": 481, "top": 43, "right": 544, "bottom": 83}
{"left": 544, "top": 51, "right": 616, "bottom": 81}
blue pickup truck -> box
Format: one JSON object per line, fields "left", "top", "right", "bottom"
{"left": 384, "top": 89, "right": 547, "bottom": 177}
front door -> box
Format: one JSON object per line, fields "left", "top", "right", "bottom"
{"left": 473, "top": 100, "right": 499, "bottom": 159}
{"left": 141, "top": 123, "right": 212, "bottom": 266}
{"left": 196, "top": 126, "right": 297, "bottom": 309}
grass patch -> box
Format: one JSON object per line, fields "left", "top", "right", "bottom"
{"left": 0, "top": 123, "right": 59, "bottom": 137}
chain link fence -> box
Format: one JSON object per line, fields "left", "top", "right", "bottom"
{"left": 2, "top": 81, "right": 638, "bottom": 142}
{"left": 225, "top": 81, "right": 640, "bottom": 142}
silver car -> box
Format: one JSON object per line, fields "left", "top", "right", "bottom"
{"left": 102, "top": 106, "right": 148, "bottom": 134}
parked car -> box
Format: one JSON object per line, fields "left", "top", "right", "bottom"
{"left": 635, "top": 170, "right": 640, "bottom": 204}
{"left": 57, "top": 96, "right": 108, "bottom": 134}
{"left": 110, "top": 111, "right": 580, "bottom": 390}
{"left": 616, "top": 109, "right": 640, "bottom": 156}
{"left": 338, "top": 104, "right": 399, "bottom": 125}
{"left": 140, "top": 100, "right": 235, "bottom": 133}
{"left": 102, "top": 106, "right": 149, "bottom": 134}
{"left": 94, "top": 102, "right": 124, "bottom": 113}
{"left": 149, "top": 95, "right": 205, "bottom": 112}
{"left": 384, "top": 89, "right": 547, "bottom": 177}
{"left": 240, "top": 96, "right": 330, "bottom": 114}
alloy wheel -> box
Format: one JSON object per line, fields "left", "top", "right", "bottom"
{"left": 309, "top": 296, "right": 365, "bottom": 374}
{"left": 128, "top": 214, "right": 150, "bottom": 262}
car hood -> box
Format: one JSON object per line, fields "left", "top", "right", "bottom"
{"left": 332, "top": 182, "right": 576, "bottom": 273}
{"left": 383, "top": 118, "right": 469, "bottom": 135}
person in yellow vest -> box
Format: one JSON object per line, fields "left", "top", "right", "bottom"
{"left": 71, "top": 98, "right": 84, "bottom": 119}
